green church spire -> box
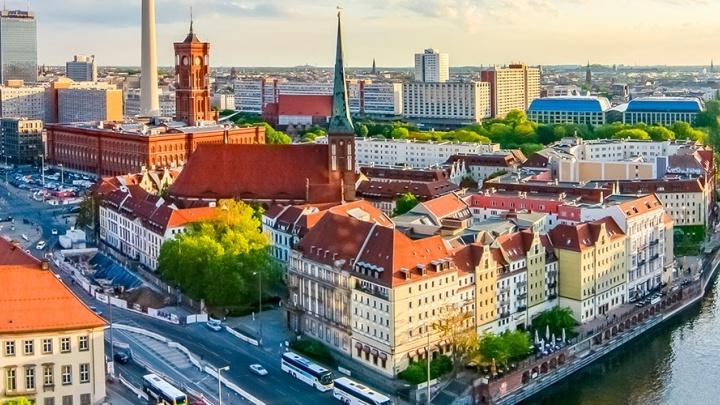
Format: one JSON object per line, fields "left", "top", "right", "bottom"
{"left": 328, "top": 8, "right": 354, "bottom": 135}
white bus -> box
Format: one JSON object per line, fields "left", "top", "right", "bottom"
{"left": 281, "top": 352, "right": 334, "bottom": 391}
{"left": 333, "top": 377, "right": 392, "bottom": 405}
{"left": 142, "top": 374, "right": 188, "bottom": 405}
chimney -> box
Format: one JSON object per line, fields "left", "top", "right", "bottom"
{"left": 140, "top": 0, "right": 160, "bottom": 116}
{"left": 41, "top": 259, "right": 49, "bottom": 271}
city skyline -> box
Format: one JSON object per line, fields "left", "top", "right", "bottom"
{"left": 22, "top": 0, "right": 720, "bottom": 68}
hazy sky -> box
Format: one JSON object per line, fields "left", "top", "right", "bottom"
{"left": 19, "top": 0, "right": 720, "bottom": 67}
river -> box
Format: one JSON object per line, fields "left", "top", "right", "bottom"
{"left": 524, "top": 276, "right": 720, "bottom": 405}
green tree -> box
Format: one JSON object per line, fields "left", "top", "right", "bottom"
{"left": 504, "top": 110, "right": 529, "bottom": 126}
{"left": 520, "top": 143, "right": 544, "bottom": 157}
{"left": 263, "top": 123, "right": 292, "bottom": 144}
{"left": 393, "top": 192, "right": 419, "bottom": 216}
{"left": 672, "top": 121, "right": 707, "bottom": 142}
{"left": 503, "top": 330, "right": 532, "bottom": 361}
{"left": 76, "top": 193, "right": 101, "bottom": 230}
{"left": 390, "top": 127, "right": 410, "bottom": 139}
{"left": 355, "top": 123, "right": 369, "bottom": 137}
{"left": 3, "top": 398, "right": 32, "bottom": 405}
{"left": 646, "top": 126, "right": 675, "bottom": 141}
{"left": 157, "top": 200, "right": 281, "bottom": 308}
{"left": 612, "top": 128, "right": 650, "bottom": 140}
{"left": 477, "top": 333, "right": 510, "bottom": 366}
{"left": 531, "top": 306, "right": 578, "bottom": 338}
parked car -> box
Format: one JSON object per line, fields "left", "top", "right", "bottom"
{"left": 36, "top": 240, "right": 46, "bottom": 250}
{"left": 51, "top": 228, "right": 58, "bottom": 235}
{"left": 113, "top": 351, "right": 130, "bottom": 364}
{"left": 206, "top": 318, "right": 223, "bottom": 332}
{"left": 89, "top": 306, "right": 102, "bottom": 316}
{"left": 249, "top": 364, "right": 268, "bottom": 376}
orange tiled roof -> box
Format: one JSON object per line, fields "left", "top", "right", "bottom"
{"left": 616, "top": 194, "right": 663, "bottom": 218}
{"left": 0, "top": 237, "right": 39, "bottom": 266}
{"left": 0, "top": 264, "right": 106, "bottom": 333}
{"left": 549, "top": 216, "right": 624, "bottom": 252}
{"left": 421, "top": 192, "right": 468, "bottom": 219}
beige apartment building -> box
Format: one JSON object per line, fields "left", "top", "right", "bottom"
{"left": 0, "top": 238, "right": 107, "bottom": 405}
{"left": 558, "top": 159, "right": 657, "bottom": 183}
{"left": 480, "top": 64, "right": 541, "bottom": 118}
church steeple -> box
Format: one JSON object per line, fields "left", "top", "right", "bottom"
{"left": 327, "top": 8, "right": 354, "bottom": 135}
{"left": 371, "top": 58, "right": 377, "bottom": 75}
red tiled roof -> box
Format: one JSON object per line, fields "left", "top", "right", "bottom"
{"left": 356, "top": 180, "right": 459, "bottom": 201}
{"left": 619, "top": 179, "right": 703, "bottom": 193}
{"left": 0, "top": 237, "right": 39, "bottom": 266}
{"left": 0, "top": 263, "right": 106, "bottom": 333}
{"left": 494, "top": 230, "right": 534, "bottom": 262}
{"left": 616, "top": 194, "right": 663, "bottom": 218}
{"left": 168, "top": 144, "right": 341, "bottom": 203}
{"left": 278, "top": 95, "right": 332, "bottom": 117}
{"left": 549, "top": 216, "right": 624, "bottom": 252}
{"left": 421, "top": 192, "right": 468, "bottom": 219}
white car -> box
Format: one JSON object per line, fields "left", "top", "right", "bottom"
{"left": 249, "top": 364, "right": 268, "bottom": 376}
{"left": 51, "top": 228, "right": 58, "bottom": 235}
{"left": 206, "top": 319, "right": 223, "bottom": 332}
{"left": 36, "top": 241, "right": 46, "bottom": 250}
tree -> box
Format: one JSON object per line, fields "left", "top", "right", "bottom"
{"left": 520, "top": 143, "right": 544, "bottom": 157}
{"left": 355, "top": 123, "right": 369, "bottom": 137}
{"left": 393, "top": 192, "right": 419, "bottom": 216}
{"left": 477, "top": 333, "right": 510, "bottom": 366}
{"left": 3, "top": 398, "right": 32, "bottom": 405}
{"left": 646, "top": 126, "right": 675, "bottom": 141}
{"left": 612, "top": 128, "right": 650, "bottom": 140}
{"left": 76, "top": 193, "right": 100, "bottom": 230}
{"left": 503, "top": 330, "right": 532, "bottom": 361}
{"left": 432, "top": 304, "right": 477, "bottom": 374}
{"left": 672, "top": 121, "right": 707, "bottom": 142}
{"left": 263, "top": 123, "right": 292, "bottom": 144}
{"left": 390, "top": 127, "right": 410, "bottom": 139}
{"left": 531, "top": 306, "right": 578, "bottom": 338}
{"left": 157, "top": 200, "right": 281, "bottom": 308}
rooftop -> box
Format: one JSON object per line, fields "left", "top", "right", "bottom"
{"left": 529, "top": 96, "right": 611, "bottom": 112}
{"left": 625, "top": 97, "right": 704, "bottom": 113}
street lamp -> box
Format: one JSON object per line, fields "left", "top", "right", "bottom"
{"left": 217, "top": 365, "right": 230, "bottom": 405}
{"left": 58, "top": 163, "right": 64, "bottom": 185}
{"left": 38, "top": 153, "right": 45, "bottom": 188}
{"left": 253, "top": 270, "right": 263, "bottom": 345}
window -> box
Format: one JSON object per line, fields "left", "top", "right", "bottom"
{"left": 5, "top": 368, "right": 16, "bottom": 391}
{"left": 44, "top": 399, "right": 55, "bottom": 405}
{"left": 4, "top": 340, "right": 15, "bottom": 356}
{"left": 78, "top": 336, "right": 89, "bottom": 351}
{"left": 79, "top": 363, "right": 90, "bottom": 383}
{"left": 42, "top": 338, "right": 53, "bottom": 354}
{"left": 61, "top": 365, "right": 72, "bottom": 385}
{"left": 44, "top": 365, "right": 54, "bottom": 386}
{"left": 24, "top": 340, "right": 34, "bottom": 355}
{"left": 80, "top": 394, "right": 91, "bottom": 405}
{"left": 25, "top": 367, "right": 35, "bottom": 390}
{"left": 60, "top": 337, "right": 71, "bottom": 353}
{"left": 62, "top": 396, "right": 73, "bottom": 405}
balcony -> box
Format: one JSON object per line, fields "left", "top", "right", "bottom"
{"left": 499, "top": 300, "right": 510, "bottom": 307}
{"left": 518, "top": 293, "right": 528, "bottom": 300}
{"left": 354, "top": 282, "right": 389, "bottom": 299}
{"left": 517, "top": 305, "right": 527, "bottom": 312}
{"left": 650, "top": 253, "right": 660, "bottom": 261}
{"left": 517, "top": 281, "right": 527, "bottom": 288}
{"left": 650, "top": 239, "right": 659, "bottom": 246}
{"left": 548, "top": 282, "right": 557, "bottom": 289}
{"left": 500, "top": 312, "right": 511, "bottom": 319}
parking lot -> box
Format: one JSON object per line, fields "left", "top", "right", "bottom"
{"left": 0, "top": 165, "right": 95, "bottom": 205}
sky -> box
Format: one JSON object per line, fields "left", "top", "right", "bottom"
{"left": 16, "top": 0, "right": 720, "bottom": 67}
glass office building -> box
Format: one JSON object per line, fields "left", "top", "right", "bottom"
{"left": 0, "top": 10, "right": 37, "bottom": 84}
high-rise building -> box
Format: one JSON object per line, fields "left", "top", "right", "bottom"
{"left": 66, "top": 55, "right": 97, "bottom": 82}
{"left": 403, "top": 81, "right": 491, "bottom": 124}
{"left": 480, "top": 64, "right": 541, "bottom": 118}
{"left": 140, "top": 0, "right": 159, "bottom": 116}
{"left": 0, "top": 80, "right": 46, "bottom": 120}
{"left": 414, "top": 48, "right": 449, "bottom": 83}
{"left": 173, "top": 19, "right": 215, "bottom": 125}
{"left": 58, "top": 86, "right": 123, "bottom": 123}
{"left": 0, "top": 9, "right": 37, "bottom": 83}
{"left": 1, "top": 117, "right": 43, "bottom": 164}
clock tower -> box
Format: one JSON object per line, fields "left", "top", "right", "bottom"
{"left": 174, "top": 19, "right": 215, "bottom": 126}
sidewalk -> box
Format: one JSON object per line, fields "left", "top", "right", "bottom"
{"left": 224, "top": 308, "right": 294, "bottom": 355}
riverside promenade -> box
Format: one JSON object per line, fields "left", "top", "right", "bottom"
{"left": 465, "top": 246, "right": 720, "bottom": 405}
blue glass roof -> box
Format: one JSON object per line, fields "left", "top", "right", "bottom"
{"left": 528, "top": 96, "right": 610, "bottom": 113}
{"left": 626, "top": 97, "right": 703, "bottom": 113}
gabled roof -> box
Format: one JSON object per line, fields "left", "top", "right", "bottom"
{"left": 278, "top": 95, "right": 332, "bottom": 117}
{"left": 549, "top": 216, "right": 624, "bottom": 252}
{"left": 168, "top": 143, "right": 341, "bottom": 204}
{"left": 421, "top": 192, "right": 469, "bottom": 219}
{"left": 615, "top": 194, "right": 663, "bottom": 219}
{"left": 1, "top": 264, "right": 107, "bottom": 333}
{"left": 357, "top": 180, "right": 459, "bottom": 201}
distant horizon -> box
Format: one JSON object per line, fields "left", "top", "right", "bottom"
{"left": 16, "top": 0, "right": 720, "bottom": 67}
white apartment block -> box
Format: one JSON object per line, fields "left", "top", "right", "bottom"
{"left": 233, "top": 78, "right": 282, "bottom": 114}
{"left": 355, "top": 137, "right": 500, "bottom": 168}
{"left": 125, "top": 88, "right": 176, "bottom": 117}
{"left": 361, "top": 82, "right": 403, "bottom": 116}
{"left": 402, "top": 81, "right": 491, "bottom": 123}
{"left": 212, "top": 93, "right": 235, "bottom": 111}
{"left": 555, "top": 137, "right": 696, "bottom": 162}
{"left": 0, "top": 83, "right": 46, "bottom": 120}
{"left": 414, "top": 49, "right": 449, "bottom": 83}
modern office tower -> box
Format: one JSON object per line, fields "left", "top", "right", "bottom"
{"left": 66, "top": 55, "right": 97, "bottom": 82}
{"left": 481, "top": 64, "right": 541, "bottom": 118}
{"left": 1, "top": 117, "right": 43, "bottom": 164}
{"left": 0, "top": 9, "right": 37, "bottom": 83}
{"left": 140, "top": 0, "right": 160, "bottom": 116}
{"left": 403, "top": 81, "right": 491, "bottom": 124}
{"left": 414, "top": 48, "right": 449, "bottom": 83}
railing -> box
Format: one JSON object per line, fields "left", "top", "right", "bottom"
{"left": 548, "top": 282, "right": 557, "bottom": 289}
{"left": 354, "top": 282, "right": 389, "bottom": 299}
{"left": 517, "top": 305, "right": 527, "bottom": 312}
{"left": 500, "top": 312, "right": 511, "bottom": 319}
{"left": 518, "top": 293, "right": 528, "bottom": 300}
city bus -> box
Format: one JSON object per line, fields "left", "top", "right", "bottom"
{"left": 281, "top": 351, "right": 334, "bottom": 391}
{"left": 142, "top": 374, "right": 188, "bottom": 405}
{"left": 332, "top": 377, "right": 392, "bottom": 405}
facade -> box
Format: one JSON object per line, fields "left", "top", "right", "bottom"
{"left": 1, "top": 117, "right": 43, "bottom": 164}
{"left": 125, "top": 88, "right": 176, "bottom": 117}
{"left": 174, "top": 24, "right": 215, "bottom": 125}
{"left": 58, "top": 86, "right": 123, "bottom": 123}
{"left": 66, "top": 55, "right": 97, "bottom": 82}
{"left": 99, "top": 186, "right": 216, "bottom": 270}
{"left": 557, "top": 159, "right": 658, "bottom": 183}
{"left": 361, "top": 82, "right": 403, "bottom": 116}
{"left": 481, "top": 64, "right": 541, "bottom": 118}
{"left": 46, "top": 120, "right": 265, "bottom": 176}
{"left": 402, "top": 81, "right": 491, "bottom": 124}
{"left": 212, "top": 93, "right": 235, "bottom": 111}
{"left": 446, "top": 152, "right": 526, "bottom": 183}
{"left": 414, "top": 49, "right": 449, "bottom": 83}
{"left": 0, "top": 81, "right": 46, "bottom": 121}
{"left": 619, "top": 179, "right": 709, "bottom": 227}
{"left": 621, "top": 97, "right": 704, "bottom": 126}
{"left": 0, "top": 238, "right": 107, "bottom": 405}
{"left": 0, "top": 9, "right": 37, "bottom": 83}
{"left": 549, "top": 217, "right": 627, "bottom": 323}
{"left": 528, "top": 96, "right": 610, "bottom": 126}
{"left": 355, "top": 137, "right": 500, "bottom": 168}
{"left": 580, "top": 195, "right": 667, "bottom": 301}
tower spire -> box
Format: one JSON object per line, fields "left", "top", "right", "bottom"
{"left": 328, "top": 7, "right": 354, "bottom": 135}
{"left": 189, "top": 6, "right": 193, "bottom": 34}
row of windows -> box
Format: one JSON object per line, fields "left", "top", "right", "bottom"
{"left": 4, "top": 363, "right": 91, "bottom": 392}
{"left": 3, "top": 335, "right": 88, "bottom": 357}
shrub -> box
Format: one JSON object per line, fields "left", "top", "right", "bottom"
{"left": 289, "top": 338, "right": 336, "bottom": 366}
{"left": 398, "top": 355, "right": 453, "bottom": 384}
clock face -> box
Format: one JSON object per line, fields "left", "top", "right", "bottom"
{"left": 182, "top": 56, "right": 189, "bottom": 66}
{"left": 194, "top": 56, "right": 202, "bottom": 66}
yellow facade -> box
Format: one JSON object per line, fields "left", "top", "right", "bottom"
{"left": 526, "top": 233, "right": 546, "bottom": 309}
{"left": 473, "top": 248, "right": 497, "bottom": 333}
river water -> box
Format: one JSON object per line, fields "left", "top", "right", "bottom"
{"left": 524, "top": 276, "right": 720, "bottom": 405}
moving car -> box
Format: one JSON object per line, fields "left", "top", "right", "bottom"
{"left": 249, "top": 364, "right": 268, "bottom": 376}
{"left": 114, "top": 351, "right": 130, "bottom": 364}
{"left": 206, "top": 318, "right": 223, "bottom": 332}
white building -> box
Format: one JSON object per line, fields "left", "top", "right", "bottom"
{"left": 528, "top": 96, "right": 610, "bottom": 126}
{"left": 66, "top": 55, "right": 97, "bottom": 82}
{"left": 212, "top": 93, "right": 235, "bottom": 111}
{"left": 125, "top": 88, "right": 175, "bottom": 117}
{"left": 355, "top": 137, "right": 500, "bottom": 168}
{"left": 414, "top": 48, "right": 449, "bottom": 83}
{"left": 99, "top": 187, "right": 216, "bottom": 270}
{"left": 0, "top": 81, "right": 46, "bottom": 120}
{"left": 402, "top": 81, "right": 491, "bottom": 123}
{"left": 619, "top": 97, "right": 704, "bottom": 126}
{"left": 361, "top": 82, "right": 402, "bottom": 116}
